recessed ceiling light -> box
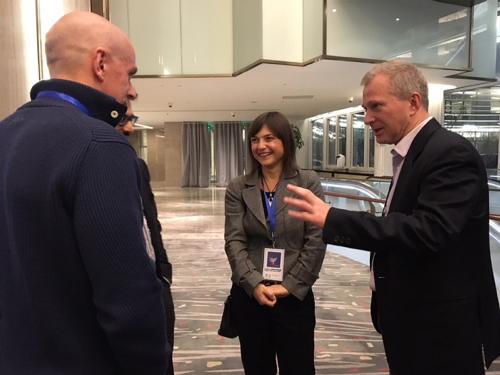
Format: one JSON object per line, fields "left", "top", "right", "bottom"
{"left": 282, "top": 95, "right": 314, "bottom": 100}
{"left": 332, "top": 8, "right": 337, "bottom": 13}
{"left": 134, "top": 123, "right": 154, "bottom": 130}
{"left": 395, "top": 17, "right": 400, "bottom": 22}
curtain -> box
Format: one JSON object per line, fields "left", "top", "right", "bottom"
{"left": 181, "top": 122, "right": 210, "bottom": 187}
{"left": 215, "top": 122, "right": 245, "bottom": 187}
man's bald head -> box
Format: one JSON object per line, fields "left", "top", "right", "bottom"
{"left": 45, "top": 11, "right": 137, "bottom": 104}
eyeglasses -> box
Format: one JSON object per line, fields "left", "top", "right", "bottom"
{"left": 119, "top": 114, "right": 139, "bottom": 126}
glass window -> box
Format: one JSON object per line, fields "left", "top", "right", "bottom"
{"left": 338, "top": 115, "right": 348, "bottom": 161}
{"left": 444, "top": 86, "right": 500, "bottom": 169}
{"left": 309, "top": 109, "right": 375, "bottom": 172}
{"left": 327, "top": 117, "right": 337, "bottom": 166}
{"left": 312, "top": 119, "right": 324, "bottom": 169}
{"left": 369, "top": 127, "right": 375, "bottom": 168}
{"left": 208, "top": 123, "right": 216, "bottom": 183}
{"left": 352, "top": 113, "right": 365, "bottom": 167}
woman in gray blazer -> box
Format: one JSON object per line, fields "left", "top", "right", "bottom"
{"left": 224, "top": 111, "right": 326, "bottom": 375}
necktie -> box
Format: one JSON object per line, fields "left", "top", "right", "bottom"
{"left": 384, "top": 152, "right": 404, "bottom": 215}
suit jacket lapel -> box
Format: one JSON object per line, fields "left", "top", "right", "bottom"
{"left": 389, "top": 118, "right": 440, "bottom": 212}
{"left": 241, "top": 169, "right": 299, "bottom": 228}
{"left": 242, "top": 171, "right": 267, "bottom": 228}
{"left": 275, "top": 169, "right": 299, "bottom": 216}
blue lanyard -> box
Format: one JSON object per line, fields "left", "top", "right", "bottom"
{"left": 36, "top": 90, "right": 92, "bottom": 117}
{"left": 265, "top": 192, "right": 277, "bottom": 246}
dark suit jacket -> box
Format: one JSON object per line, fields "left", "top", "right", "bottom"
{"left": 137, "top": 158, "right": 175, "bottom": 375}
{"left": 137, "top": 158, "right": 173, "bottom": 282}
{"left": 225, "top": 169, "right": 326, "bottom": 300}
{"left": 323, "top": 119, "right": 500, "bottom": 374}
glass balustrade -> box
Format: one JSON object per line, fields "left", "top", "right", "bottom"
{"left": 321, "top": 178, "right": 387, "bottom": 216}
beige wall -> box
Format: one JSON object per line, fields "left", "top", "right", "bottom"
{"left": 162, "top": 123, "right": 183, "bottom": 186}
{"left": 146, "top": 129, "right": 166, "bottom": 182}
{"left": 1, "top": 1, "right": 91, "bottom": 120}
{"left": 130, "top": 123, "right": 182, "bottom": 188}
{"left": 1, "top": 1, "right": 37, "bottom": 120}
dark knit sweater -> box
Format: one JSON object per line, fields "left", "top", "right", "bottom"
{"left": 0, "top": 79, "right": 169, "bottom": 375}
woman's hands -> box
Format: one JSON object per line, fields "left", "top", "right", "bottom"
{"left": 269, "top": 284, "right": 289, "bottom": 298}
{"left": 252, "top": 284, "right": 289, "bottom": 307}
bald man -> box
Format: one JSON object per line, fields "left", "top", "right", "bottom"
{"left": 0, "top": 11, "right": 170, "bottom": 375}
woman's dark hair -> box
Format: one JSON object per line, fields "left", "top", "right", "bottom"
{"left": 247, "top": 111, "right": 298, "bottom": 175}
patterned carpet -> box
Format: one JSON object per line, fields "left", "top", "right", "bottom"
{"left": 154, "top": 187, "right": 500, "bottom": 374}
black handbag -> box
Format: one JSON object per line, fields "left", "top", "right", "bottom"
{"left": 218, "top": 295, "right": 238, "bottom": 338}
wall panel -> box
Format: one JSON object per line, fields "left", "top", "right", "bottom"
{"left": 0, "top": 0, "right": 90, "bottom": 120}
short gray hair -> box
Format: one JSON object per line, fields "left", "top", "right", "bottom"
{"left": 361, "top": 60, "right": 429, "bottom": 110}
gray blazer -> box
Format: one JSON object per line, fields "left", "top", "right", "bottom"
{"left": 224, "top": 169, "right": 326, "bottom": 300}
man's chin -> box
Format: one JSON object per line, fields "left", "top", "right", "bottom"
{"left": 374, "top": 135, "right": 390, "bottom": 145}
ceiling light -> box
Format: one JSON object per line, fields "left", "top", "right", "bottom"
{"left": 332, "top": 8, "right": 337, "bottom": 13}
{"left": 133, "top": 123, "right": 154, "bottom": 130}
{"left": 426, "top": 35, "right": 466, "bottom": 49}
{"left": 438, "top": 9, "right": 467, "bottom": 24}
{"left": 282, "top": 95, "right": 314, "bottom": 100}
{"left": 395, "top": 51, "right": 412, "bottom": 58}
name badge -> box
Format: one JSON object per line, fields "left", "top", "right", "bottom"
{"left": 262, "top": 248, "right": 285, "bottom": 281}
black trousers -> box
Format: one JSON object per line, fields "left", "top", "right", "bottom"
{"left": 231, "top": 285, "right": 316, "bottom": 375}
{"left": 161, "top": 281, "right": 176, "bottom": 375}
{"left": 378, "top": 296, "right": 485, "bottom": 375}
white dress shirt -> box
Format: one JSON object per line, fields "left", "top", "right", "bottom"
{"left": 370, "top": 116, "right": 433, "bottom": 291}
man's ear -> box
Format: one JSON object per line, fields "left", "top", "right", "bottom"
{"left": 408, "top": 92, "right": 423, "bottom": 115}
{"left": 93, "top": 47, "right": 107, "bottom": 82}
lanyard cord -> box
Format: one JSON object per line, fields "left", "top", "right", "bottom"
{"left": 261, "top": 174, "right": 281, "bottom": 202}
{"left": 36, "top": 90, "right": 92, "bottom": 117}
{"left": 261, "top": 172, "right": 282, "bottom": 247}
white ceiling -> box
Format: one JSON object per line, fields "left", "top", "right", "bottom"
{"left": 131, "top": 59, "right": 489, "bottom": 126}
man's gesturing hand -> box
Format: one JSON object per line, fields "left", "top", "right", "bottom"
{"left": 284, "top": 184, "right": 331, "bottom": 228}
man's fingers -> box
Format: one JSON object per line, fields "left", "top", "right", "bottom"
{"left": 288, "top": 203, "right": 328, "bottom": 229}
{"left": 286, "top": 184, "right": 312, "bottom": 200}
{"left": 287, "top": 209, "right": 308, "bottom": 221}
{"left": 284, "top": 196, "right": 311, "bottom": 212}
{"left": 286, "top": 183, "right": 324, "bottom": 207}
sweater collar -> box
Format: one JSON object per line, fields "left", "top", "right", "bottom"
{"left": 30, "top": 79, "right": 127, "bottom": 127}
